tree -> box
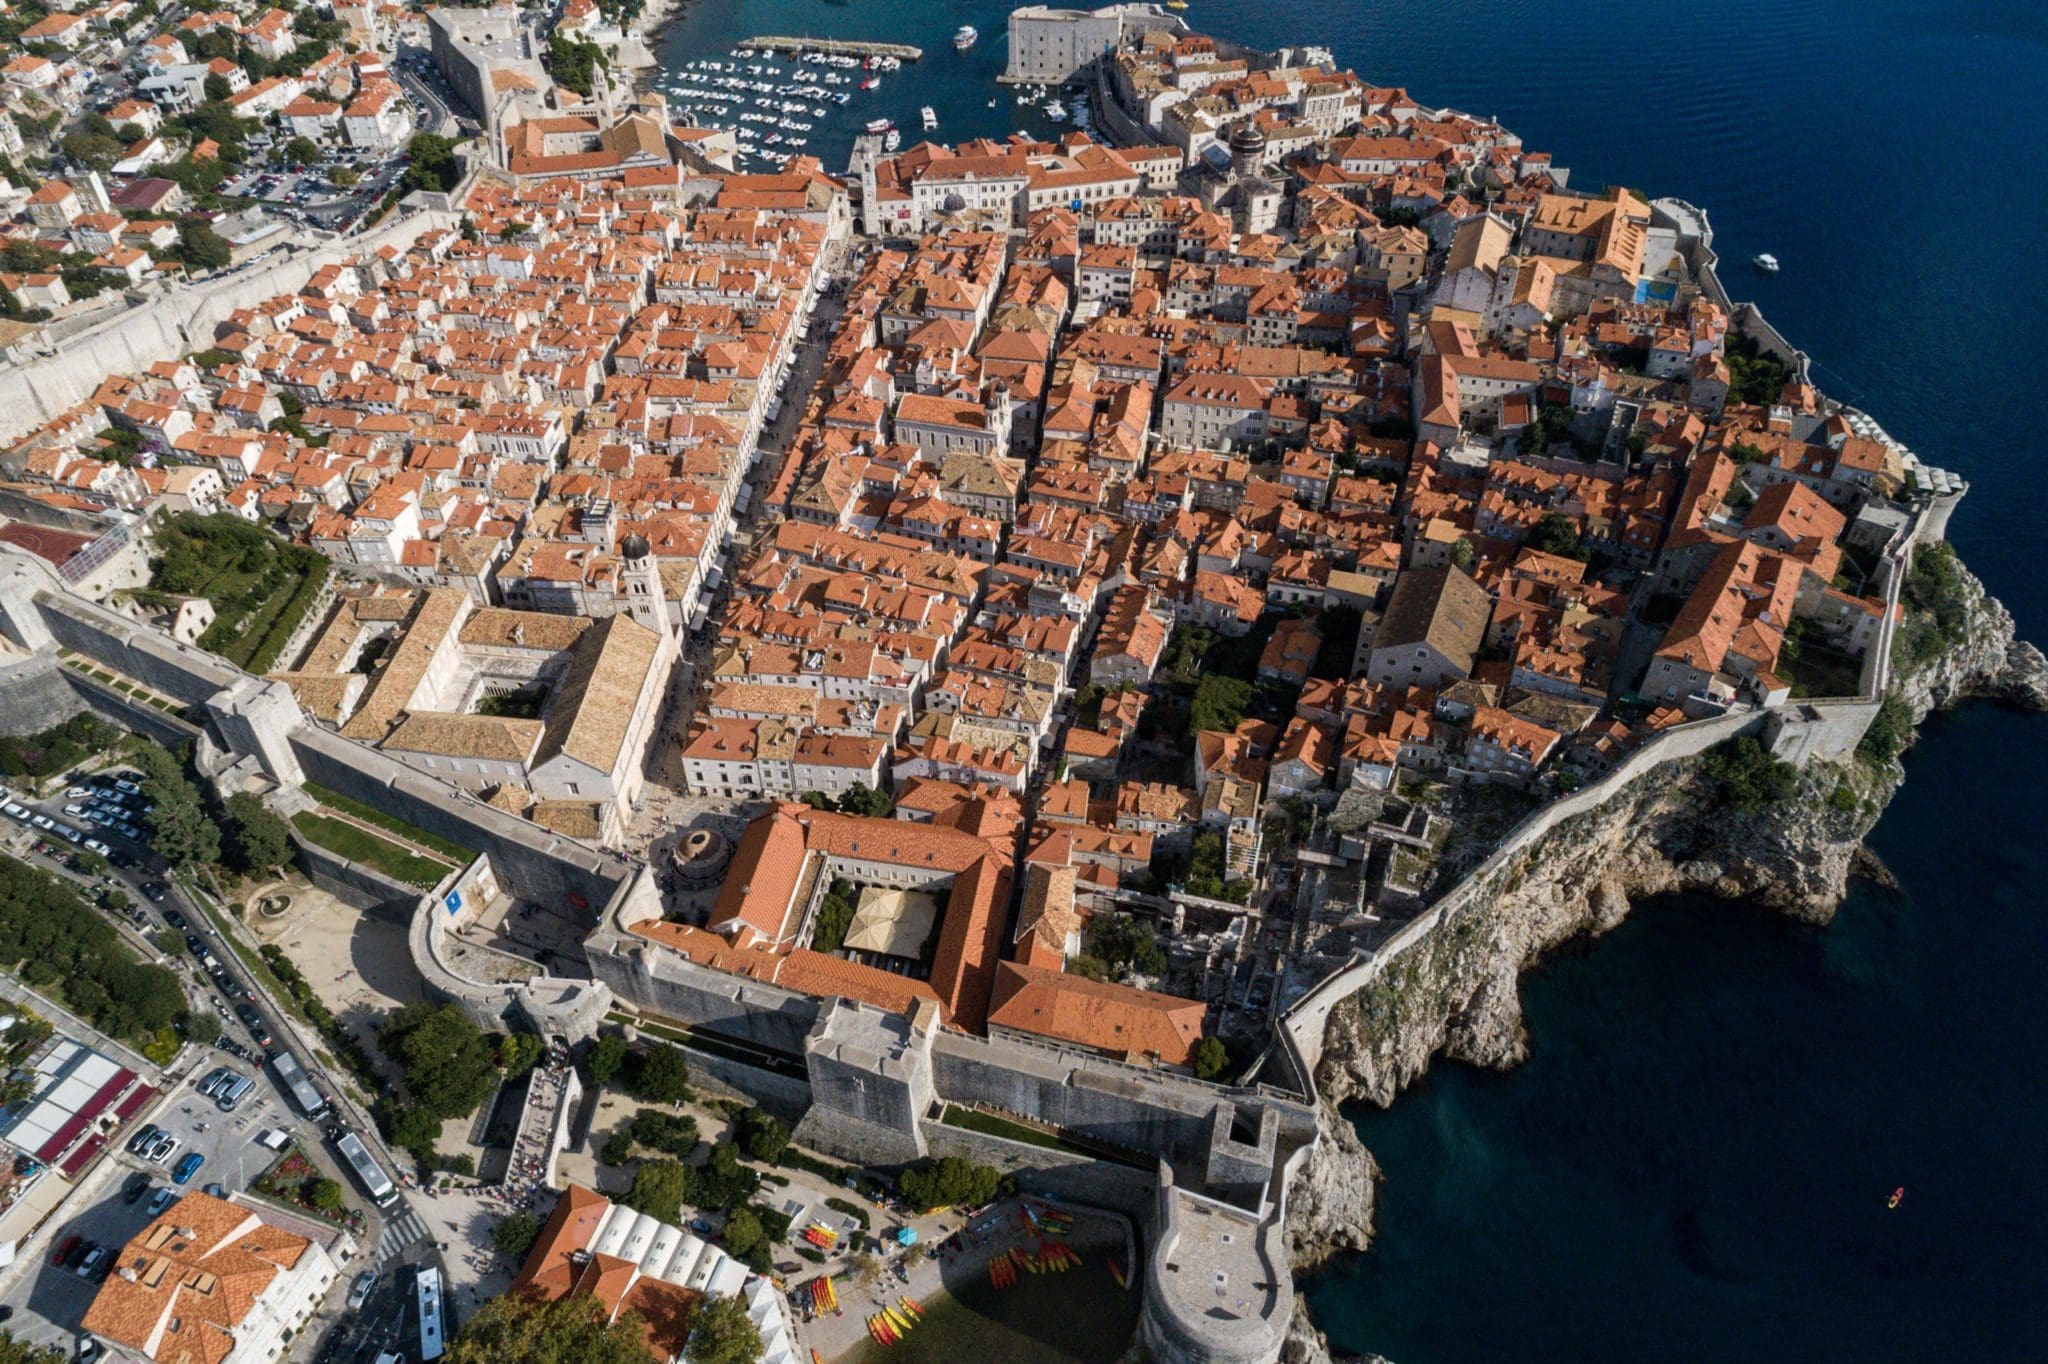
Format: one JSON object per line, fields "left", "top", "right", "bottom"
{"left": 688, "top": 1293, "right": 763, "bottom": 1364}
{"left": 835, "top": 782, "right": 892, "bottom": 818}
{"left": 131, "top": 742, "right": 220, "bottom": 871}
{"left": 620, "top": 1159, "right": 688, "bottom": 1222}
{"left": 1188, "top": 675, "right": 1253, "bottom": 736}
{"left": 283, "top": 135, "right": 320, "bottom": 165}
{"left": 401, "top": 132, "right": 458, "bottom": 195}
{"left": 720, "top": 1205, "right": 764, "bottom": 1261}
{"left": 586, "top": 1032, "right": 628, "bottom": 1085}
{"left": 1191, "top": 1036, "right": 1229, "bottom": 1081}
{"left": 626, "top": 1041, "right": 691, "bottom": 1105}
{"left": 734, "top": 1108, "right": 788, "bottom": 1164}
{"left": 627, "top": 1108, "right": 699, "bottom": 1159}
{"left": 493, "top": 1210, "right": 541, "bottom": 1261}
{"left": 307, "top": 1177, "right": 344, "bottom": 1211}
{"left": 377, "top": 1002, "right": 501, "bottom": 1120}
{"left": 203, "top": 74, "right": 233, "bottom": 104}
{"left": 599, "top": 1129, "right": 633, "bottom": 1165}
{"left": 174, "top": 218, "right": 233, "bottom": 272}
{"left": 446, "top": 1294, "right": 659, "bottom": 1364}
{"left": 898, "top": 1155, "right": 1002, "bottom": 1212}
{"left": 499, "top": 1031, "right": 543, "bottom": 1076}
{"left": 0, "top": 1329, "right": 67, "bottom": 1364}
{"left": 1528, "top": 512, "right": 1591, "bottom": 562}
{"left": 224, "top": 792, "right": 292, "bottom": 875}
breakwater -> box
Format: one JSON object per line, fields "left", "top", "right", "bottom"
{"left": 737, "top": 35, "right": 922, "bottom": 60}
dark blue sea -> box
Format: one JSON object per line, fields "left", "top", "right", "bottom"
{"left": 654, "top": 2, "right": 2048, "bottom": 1358}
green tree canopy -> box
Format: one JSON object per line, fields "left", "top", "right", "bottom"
{"left": 446, "top": 1294, "right": 659, "bottom": 1364}
{"left": 898, "top": 1155, "right": 1002, "bottom": 1212}
{"left": 493, "top": 1210, "right": 541, "bottom": 1261}
{"left": 734, "top": 1108, "right": 788, "bottom": 1164}
{"left": 174, "top": 218, "right": 233, "bottom": 272}
{"left": 1191, "top": 1036, "right": 1229, "bottom": 1081}
{"left": 626, "top": 1041, "right": 691, "bottom": 1104}
{"left": 688, "top": 1293, "right": 763, "bottom": 1364}
{"left": 586, "top": 1032, "right": 628, "bottom": 1085}
{"left": 620, "top": 1159, "right": 688, "bottom": 1223}
{"left": 377, "top": 1002, "right": 500, "bottom": 1120}
{"left": 224, "top": 792, "right": 292, "bottom": 876}
{"left": 0, "top": 1328, "right": 67, "bottom": 1364}
{"left": 282, "top": 135, "right": 321, "bottom": 165}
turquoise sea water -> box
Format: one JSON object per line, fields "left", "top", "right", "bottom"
{"left": 652, "top": 2, "right": 2048, "bottom": 1358}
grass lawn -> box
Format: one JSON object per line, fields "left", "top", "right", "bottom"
{"left": 291, "top": 813, "right": 451, "bottom": 889}
{"left": 301, "top": 782, "right": 474, "bottom": 863}
{"left": 938, "top": 1105, "right": 1067, "bottom": 1151}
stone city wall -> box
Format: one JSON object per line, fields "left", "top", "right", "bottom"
{"left": 290, "top": 835, "right": 423, "bottom": 921}
{"left": 0, "top": 653, "right": 85, "bottom": 736}
{"left": 60, "top": 668, "right": 203, "bottom": 751}
{"left": 0, "top": 206, "right": 460, "bottom": 443}
{"left": 921, "top": 1122, "right": 1155, "bottom": 1215}
{"left": 37, "top": 593, "right": 240, "bottom": 707}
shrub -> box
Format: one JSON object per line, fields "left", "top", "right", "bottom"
{"left": 1701, "top": 737, "right": 1798, "bottom": 813}
{"left": 897, "top": 1156, "right": 1002, "bottom": 1212}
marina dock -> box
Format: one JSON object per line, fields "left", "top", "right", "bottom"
{"left": 737, "top": 36, "right": 922, "bottom": 61}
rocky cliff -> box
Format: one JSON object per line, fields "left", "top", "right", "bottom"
{"left": 1284, "top": 552, "right": 2042, "bottom": 1313}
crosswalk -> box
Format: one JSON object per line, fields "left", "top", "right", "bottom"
{"left": 373, "top": 1208, "right": 430, "bottom": 1266}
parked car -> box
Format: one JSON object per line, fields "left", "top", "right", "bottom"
{"left": 125, "top": 1123, "right": 160, "bottom": 1155}
{"left": 171, "top": 1152, "right": 204, "bottom": 1185}
{"left": 121, "top": 1172, "right": 150, "bottom": 1204}
{"left": 347, "top": 1271, "right": 377, "bottom": 1309}
{"left": 50, "top": 1233, "right": 81, "bottom": 1267}
{"left": 146, "top": 1187, "right": 174, "bottom": 1215}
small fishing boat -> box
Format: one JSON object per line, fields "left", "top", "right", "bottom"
{"left": 1888, "top": 1186, "right": 1905, "bottom": 1209}
{"left": 865, "top": 117, "right": 892, "bottom": 133}
{"left": 921, "top": 106, "right": 938, "bottom": 130}
{"left": 1753, "top": 252, "right": 1780, "bottom": 273}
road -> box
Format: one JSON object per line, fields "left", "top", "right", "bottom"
{"left": 0, "top": 768, "right": 443, "bottom": 1361}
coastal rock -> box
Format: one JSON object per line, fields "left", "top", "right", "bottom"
{"left": 1292, "top": 544, "right": 2043, "bottom": 1354}
{"left": 1283, "top": 1292, "right": 1387, "bottom": 1364}
{"left": 1286, "top": 1105, "right": 1379, "bottom": 1270}
{"left": 1895, "top": 553, "right": 2048, "bottom": 719}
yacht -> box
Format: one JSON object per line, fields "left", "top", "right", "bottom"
{"left": 865, "top": 117, "right": 893, "bottom": 134}
{"left": 954, "top": 25, "right": 979, "bottom": 50}
{"left": 1754, "top": 252, "right": 1781, "bottom": 273}
{"left": 921, "top": 106, "right": 938, "bottom": 130}
{"left": 1045, "top": 100, "right": 1068, "bottom": 122}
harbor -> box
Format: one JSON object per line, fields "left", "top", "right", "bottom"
{"left": 737, "top": 36, "right": 924, "bottom": 61}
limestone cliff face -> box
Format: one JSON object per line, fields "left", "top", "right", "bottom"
{"left": 1285, "top": 556, "right": 2040, "bottom": 1284}
{"left": 1893, "top": 554, "right": 2048, "bottom": 719}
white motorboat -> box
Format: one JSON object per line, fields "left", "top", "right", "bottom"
{"left": 954, "top": 25, "right": 979, "bottom": 50}
{"left": 1754, "top": 252, "right": 1781, "bottom": 273}
{"left": 921, "top": 106, "right": 938, "bottom": 130}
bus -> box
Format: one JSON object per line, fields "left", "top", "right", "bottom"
{"left": 332, "top": 1130, "right": 398, "bottom": 1209}
{"left": 411, "top": 1264, "right": 446, "bottom": 1362}
{"left": 268, "top": 1051, "right": 329, "bottom": 1119}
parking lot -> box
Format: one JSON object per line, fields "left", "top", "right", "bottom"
{"left": 0, "top": 1045, "right": 311, "bottom": 1359}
